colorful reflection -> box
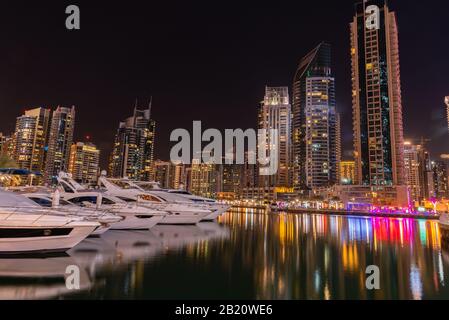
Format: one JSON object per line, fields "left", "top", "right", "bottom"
{"left": 218, "top": 212, "right": 448, "bottom": 300}
{"left": 36, "top": 212, "right": 449, "bottom": 300}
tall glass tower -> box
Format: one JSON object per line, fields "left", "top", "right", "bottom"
{"left": 292, "top": 42, "right": 340, "bottom": 191}
{"left": 351, "top": 0, "right": 405, "bottom": 186}
{"left": 14, "top": 107, "right": 51, "bottom": 174}
{"left": 258, "top": 87, "right": 292, "bottom": 189}
{"left": 109, "top": 102, "right": 156, "bottom": 181}
{"left": 445, "top": 96, "right": 449, "bottom": 134}
{"left": 44, "top": 106, "right": 76, "bottom": 184}
{"left": 304, "top": 77, "right": 340, "bottom": 189}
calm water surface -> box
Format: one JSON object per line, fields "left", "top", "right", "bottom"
{"left": 1, "top": 210, "right": 449, "bottom": 300}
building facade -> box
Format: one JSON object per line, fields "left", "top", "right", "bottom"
{"left": 258, "top": 86, "right": 292, "bottom": 189}
{"left": 190, "top": 159, "right": 218, "bottom": 198}
{"left": 403, "top": 142, "right": 422, "bottom": 202}
{"left": 217, "top": 163, "right": 242, "bottom": 200}
{"left": 13, "top": 108, "right": 51, "bottom": 173}
{"left": 0, "top": 133, "right": 13, "bottom": 157}
{"left": 68, "top": 142, "right": 100, "bottom": 184}
{"left": 340, "top": 161, "right": 356, "bottom": 185}
{"left": 445, "top": 96, "right": 449, "bottom": 134}
{"left": 173, "top": 163, "right": 187, "bottom": 190}
{"left": 44, "top": 106, "right": 76, "bottom": 183}
{"left": 350, "top": 0, "right": 405, "bottom": 187}
{"left": 292, "top": 42, "right": 333, "bottom": 191}
{"left": 0, "top": 133, "right": 6, "bottom": 155}
{"left": 304, "top": 76, "right": 340, "bottom": 189}
{"left": 432, "top": 161, "right": 449, "bottom": 199}
{"left": 152, "top": 160, "right": 174, "bottom": 189}
{"left": 109, "top": 104, "right": 156, "bottom": 181}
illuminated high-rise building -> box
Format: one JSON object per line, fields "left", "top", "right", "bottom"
{"left": 340, "top": 161, "right": 356, "bottom": 185}
{"left": 408, "top": 142, "right": 434, "bottom": 200}
{"left": 445, "top": 96, "right": 449, "bottom": 133}
{"left": 241, "top": 151, "right": 257, "bottom": 190}
{"left": 44, "top": 106, "right": 76, "bottom": 183}
{"left": 13, "top": 108, "right": 51, "bottom": 173}
{"left": 0, "top": 133, "right": 5, "bottom": 154}
{"left": 304, "top": 76, "right": 340, "bottom": 189}
{"left": 185, "top": 167, "right": 193, "bottom": 193}
{"left": 432, "top": 161, "right": 449, "bottom": 199}
{"left": 292, "top": 42, "right": 333, "bottom": 191}
{"left": 403, "top": 142, "right": 424, "bottom": 202}
{"left": 153, "top": 160, "right": 174, "bottom": 189}
{"left": 217, "top": 162, "right": 242, "bottom": 199}
{"left": 109, "top": 103, "right": 156, "bottom": 181}
{"left": 351, "top": 0, "right": 405, "bottom": 186}
{"left": 190, "top": 159, "right": 218, "bottom": 198}
{"left": 0, "top": 133, "right": 13, "bottom": 157}
{"left": 173, "top": 163, "right": 187, "bottom": 190}
{"left": 68, "top": 142, "right": 100, "bottom": 184}
{"left": 258, "top": 86, "right": 292, "bottom": 189}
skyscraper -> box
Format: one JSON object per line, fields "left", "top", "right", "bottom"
{"left": 403, "top": 142, "right": 424, "bottom": 202}
{"left": 173, "top": 162, "right": 187, "bottom": 190}
{"left": 445, "top": 96, "right": 449, "bottom": 133}
{"left": 44, "top": 106, "right": 76, "bottom": 183}
{"left": 432, "top": 161, "right": 449, "bottom": 199}
{"left": 241, "top": 151, "right": 257, "bottom": 190}
{"left": 258, "top": 86, "right": 292, "bottom": 189}
{"left": 152, "top": 160, "right": 174, "bottom": 189}
{"left": 292, "top": 42, "right": 333, "bottom": 191}
{"left": 13, "top": 108, "right": 51, "bottom": 173}
{"left": 304, "top": 76, "right": 340, "bottom": 189}
{"left": 109, "top": 103, "right": 156, "bottom": 181}
{"left": 351, "top": 0, "right": 405, "bottom": 186}
{"left": 217, "top": 162, "right": 242, "bottom": 200}
{"left": 0, "top": 133, "right": 14, "bottom": 158}
{"left": 68, "top": 142, "right": 100, "bottom": 184}
{"left": 0, "top": 133, "right": 6, "bottom": 155}
{"left": 190, "top": 159, "right": 218, "bottom": 198}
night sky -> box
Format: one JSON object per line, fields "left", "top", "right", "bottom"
{"left": 0, "top": 0, "right": 448, "bottom": 168}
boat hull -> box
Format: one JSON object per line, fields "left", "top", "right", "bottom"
{"left": 0, "top": 225, "right": 96, "bottom": 254}
{"left": 110, "top": 214, "right": 165, "bottom": 230}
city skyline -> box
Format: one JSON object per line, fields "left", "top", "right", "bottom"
{"left": 1, "top": 1, "right": 449, "bottom": 306}
{"left": 0, "top": 1, "right": 447, "bottom": 169}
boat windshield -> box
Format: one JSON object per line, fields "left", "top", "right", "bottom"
{"left": 0, "top": 191, "right": 40, "bottom": 208}
{"left": 110, "top": 180, "right": 140, "bottom": 190}
{"left": 169, "top": 190, "right": 193, "bottom": 195}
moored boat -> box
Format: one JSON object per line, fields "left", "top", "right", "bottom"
{"left": 0, "top": 191, "right": 99, "bottom": 254}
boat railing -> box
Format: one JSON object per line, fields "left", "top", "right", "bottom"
{"left": 0, "top": 206, "right": 85, "bottom": 226}
{"left": 0, "top": 205, "right": 114, "bottom": 220}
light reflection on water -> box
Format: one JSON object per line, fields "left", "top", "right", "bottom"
{"left": 1, "top": 211, "right": 449, "bottom": 300}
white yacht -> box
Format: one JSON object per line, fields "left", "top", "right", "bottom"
{"left": 56, "top": 173, "right": 167, "bottom": 230}
{"left": 135, "top": 181, "right": 230, "bottom": 221}
{"left": 62, "top": 192, "right": 166, "bottom": 230}
{"left": 20, "top": 192, "right": 122, "bottom": 235}
{"left": 97, "top": 176, "right": 212, "bottom": 225}
{"left": 0, "top": 191, "right": 98, "bottom": 254}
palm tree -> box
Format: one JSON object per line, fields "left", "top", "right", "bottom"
{"left": 0, "top": 155, "right": 17, "bottom": 169}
